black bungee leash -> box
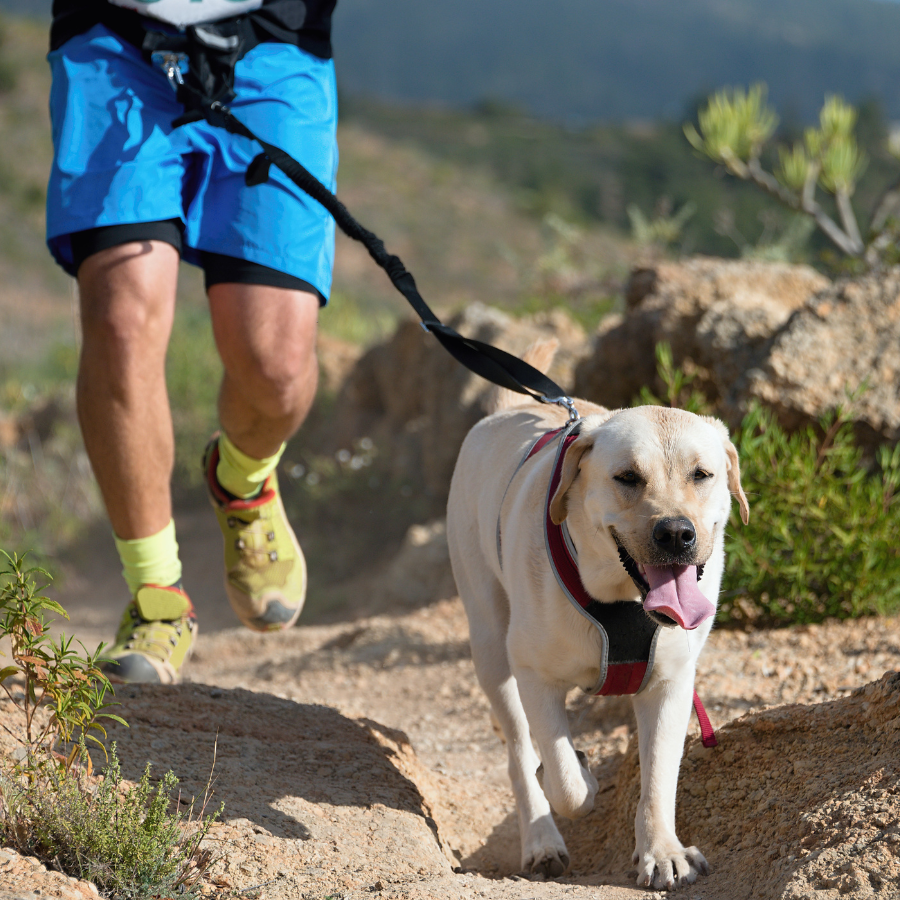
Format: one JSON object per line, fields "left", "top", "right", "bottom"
{"left": 155, "top": 50, "right": 580, "bottom": 421}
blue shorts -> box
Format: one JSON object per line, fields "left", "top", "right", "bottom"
{"left": 47, "top": 24, "right": 338, "bottom": 301}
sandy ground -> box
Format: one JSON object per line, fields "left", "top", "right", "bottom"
{"left": 2, "top": 505, "right": 900, "bottom": 900}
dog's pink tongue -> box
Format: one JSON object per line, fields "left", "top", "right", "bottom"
{"left": 643, "top": 565, "right": 715, "bottom": 630}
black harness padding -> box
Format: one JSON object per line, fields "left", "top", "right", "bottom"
{"left": 582, "top": 600, "right": 658, "bottom": 666}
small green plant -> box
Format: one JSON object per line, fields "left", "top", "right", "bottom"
{"left": 685, "top": 85, "right": 894, "bottom": 265}
{"left": 635, "top": 342, "right": 710, "bottom": 414}
{"left": 640, "top": 345, "right": 900, "bottom": 624}
{"left": 627, "top": 199, "right": 696, "bottom": 251}
{"left": 0, "top": 551, "right": 123, "bottom": 766}
{"left": 0, "top": 552, "right": 222, "bottom": 897}
{"left": 1, "top": 745, "right": 220, "bottom": 898}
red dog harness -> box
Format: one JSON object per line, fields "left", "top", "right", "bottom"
{"left": 502, "top": 423, "right": 717, "bottom": 748}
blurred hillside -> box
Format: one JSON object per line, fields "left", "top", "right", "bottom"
{"left": 4, "top": 9, "right": 900, "bottom": 276}
{"left": 8, "top": 0, "right": 900, "bottom": 123}
{"left": 332, "top": 0, "right": 900, "bottom": 123}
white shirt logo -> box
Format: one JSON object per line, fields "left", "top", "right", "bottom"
{"left": 108, "top": 0, "right": 266, "bottom": 28}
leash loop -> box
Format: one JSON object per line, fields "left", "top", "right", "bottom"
{"left": 152, "top": 51, "right": 188, "bottom": 90}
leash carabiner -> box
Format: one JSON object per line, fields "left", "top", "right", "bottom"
{"left": 543, "top": 395, "right": 581, "bottom": 422}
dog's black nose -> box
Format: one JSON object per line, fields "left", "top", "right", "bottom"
{"left": 652, "top": 517, "right": 696, "bottom": 554}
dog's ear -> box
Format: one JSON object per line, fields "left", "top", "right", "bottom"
{"left": 703, "top": 416, "right": 749, "bottom": 524}
{"left": 724, "top": 439, "right": 750, "bottom": 525}
{"left": 549, "top": 434, "right": 594, "bottom": 525}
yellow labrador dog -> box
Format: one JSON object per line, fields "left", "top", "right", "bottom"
{"left": 446, "top": 354, "right": 748, "bottom": 891}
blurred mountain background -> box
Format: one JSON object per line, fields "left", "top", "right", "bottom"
{"left": 8, "top": 0, "right": 900, "bottom": 122}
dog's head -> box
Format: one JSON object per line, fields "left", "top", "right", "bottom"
{"left": 549, "top": 406, "right": 749, "bottom": 630}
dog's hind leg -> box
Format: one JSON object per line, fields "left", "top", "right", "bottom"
{"left": 464, "top": 582, "right": 570, "bottom": 877}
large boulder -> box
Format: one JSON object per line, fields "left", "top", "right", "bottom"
{"left": 573, "top": 257, "right": 830, "bottom": 420}
{"left": 574, "top": 258, "right": 900, "bottom": 447}
{"left": 748, "top": 270, "right": 900, "bottom": 447}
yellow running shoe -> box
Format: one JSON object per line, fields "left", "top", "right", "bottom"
{"left": 204, "top": 437, "right": 307, "bottom": 631}
{"left": 100, "top": 584, "right": 197, "bottom": 685}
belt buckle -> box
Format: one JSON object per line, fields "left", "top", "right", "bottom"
{"left": 151, "top": 51, "right": 189, "bottom": 90}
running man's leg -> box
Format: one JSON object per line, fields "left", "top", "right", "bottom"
{"left": 201, "top": 283, "right": 318, "bottom": 632}
{"left": 209, "top": 283, "right": 319, "bottom": 460}
{"left": 76, "top": 239, "right": 197, "bottom": 683}
{"left": 76, "top": 241, "right": 179, "bottom": 540}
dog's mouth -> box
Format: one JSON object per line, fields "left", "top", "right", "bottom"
{"left": 614, "top": 538, "right": 712, "bottom": 631}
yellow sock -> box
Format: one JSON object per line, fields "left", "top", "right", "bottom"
{"left": 216, "top": 432, "right": 285, "bottom": 499}
{"left": 114, "top": 519, "right": 183, "bottom": 597}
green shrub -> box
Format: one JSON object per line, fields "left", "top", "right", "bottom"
{"left": 0, "top": 551, "right": 122, "bottom": 760}
{"left": 0, "top": 552, "right": 221, "bottom": 897}
{"left": 1, "top": 746, "right": 218, "bottom": 899}
{"left": 721, "top": 405, "right": 900, "bottom": 624}
{"left": 639, "top": 343, "right": 900, "bottom": 624}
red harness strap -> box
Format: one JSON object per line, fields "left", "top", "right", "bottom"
{"left": 526, "top": 426, "right": 718, "bottom": 747}
{"left": 533, "top": 428, "right": 650, "bottom": 695}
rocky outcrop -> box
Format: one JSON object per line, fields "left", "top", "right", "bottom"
{"left": 559, "top": 671, "right": 900, "bottom": 900}
{"left": 333, "top": 304, "right": 588, "bottom": 502}
{"left": 748, "top": 271, "right": 900, "bottom": 446}
{"left": 573, "top": 257, "right": 830, "bottom": 422}
{"left": 101, "top": 684, "right": 455, "bottom": 899}
{"left": 573, "top": 258, "right": 900, "bottom": 448}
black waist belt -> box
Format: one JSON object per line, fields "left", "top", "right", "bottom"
{"left": 50, "top": 0, "right": 334, "bottom": 69}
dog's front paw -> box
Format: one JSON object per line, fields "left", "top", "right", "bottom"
{"left": 521, "top": 817, "right": 570, "bottom": 878}
{"left": 536, "top": 749, "right": 598, "bottom": 819}
{"left": 632, "top": 842, "right": 708, "bottom": 891}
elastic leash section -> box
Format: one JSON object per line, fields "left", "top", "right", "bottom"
{"left": 162, "top": 60, "right": 579, "bottom": 415}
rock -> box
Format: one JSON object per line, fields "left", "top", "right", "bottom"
{"left": 369, "top": 519, "right": 456, "bottom": 611}
{"left": 574, "top": 257, "right": 900, "bottom": 447}
{"left": 573, "top": 257, "right": 829, "bottom": 420}
{"left": 334, "top": 303, "right": 587, "bottom": 502}
{"left": 748, "top": 270, "right": 900, "bottom": 447}
{"left": 318, "top": 332, "right": 365, "bottom": 395}
{"left": 102, "top": 684, "right": 455, "bottom": 898}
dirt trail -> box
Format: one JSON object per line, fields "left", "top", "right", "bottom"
{"left": 3, "top": 508, "right": 900, "bottom": 900}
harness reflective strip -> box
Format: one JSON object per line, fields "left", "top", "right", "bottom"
{"left": 496, "top": 428, "right": 567, "bottom": 569}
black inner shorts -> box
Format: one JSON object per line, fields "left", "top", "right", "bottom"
{"left": 69, "top": 219, "right": 323, "bottom": 301}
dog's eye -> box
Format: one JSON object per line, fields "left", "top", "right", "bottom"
{"left": 693, "top": 468, "right": 712, "bottom": 482}
{"left": 614, "top": 471, "right": 640, "bottom": 485}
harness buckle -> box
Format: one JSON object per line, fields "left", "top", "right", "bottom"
{"left": 151, "top": 51, "right": 188, "bottom": 91}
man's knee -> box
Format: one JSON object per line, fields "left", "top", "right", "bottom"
{"left": 229, "top": 341, "right": 318, "bottom": 421}
{"left": 77, "top": 242, "right": 179, "bottom": 356}
{"left": 210, "top": 284, "right": 319, "bottom": 420}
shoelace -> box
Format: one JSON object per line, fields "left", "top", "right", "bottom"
{"left": 225, "top": 513, "right": 281, "bottom": 566}
{"left": 120, "top": 607, "right": 190, "bottom": 661}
